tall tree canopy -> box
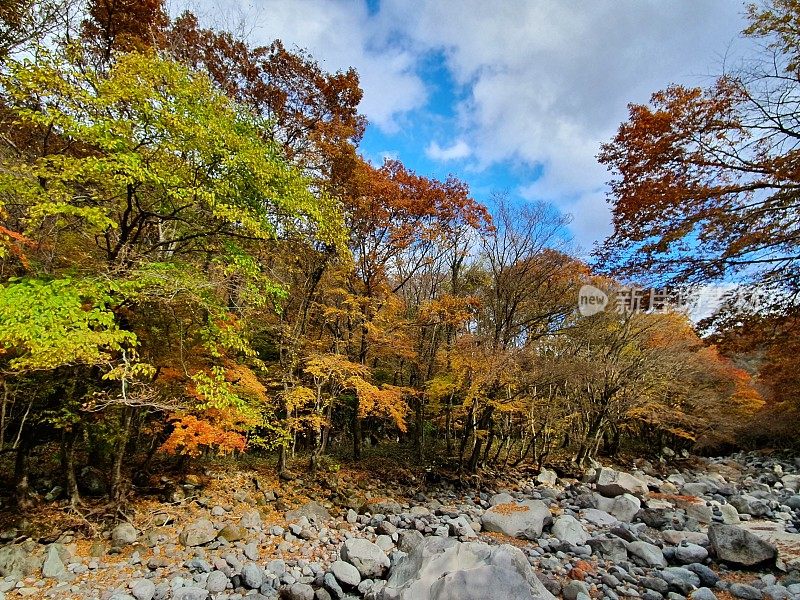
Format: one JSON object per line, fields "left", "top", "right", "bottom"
{"left": 0, "top": 46, "right": 342, "bottom": 503}
{"left": 0, "top": 0, "right": 773, "bottom": 512}
{"left": 595, "top": 0, "right": 800, "bottom": 443}
{"left": 597, "top": 0, "right": 800, "bottom": 308}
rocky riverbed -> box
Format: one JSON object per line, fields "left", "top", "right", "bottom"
{"left": 1, "top": 452, "right": 799, "bottom": 600}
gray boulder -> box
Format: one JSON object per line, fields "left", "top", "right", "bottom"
{"left": 667, "top": 474, "right": 687, "bottom": 486}
{"left": 551, "top": 515, "right": 588, "bottom": 546}
{"left": 282, "top": 583, "right": 314, "bottom": 600}
{"left": 286, "top": 501, "right": 331, "bottom": 524}
{"left": 448, "top": 516, "right": 477, "bottom": 539}
{"left": 781, "top": 474, "right": 800, "bottom": 493}
{"left": 581, "top": 508, "right": 618, "bottom": 527}
{"left": 243, "top": 541, "right": 259, "bottom": 561}
{"left": 593, "top": 492, "right": 641, "bottom": 522}
{"left": 674, "top": 497, "right": 713, "bottom": 524}
{"left": 675, "top": 543, "right": 709, "bottom": 564}
{"left": 0, "top": 544, "right": 32, "bottom": 579}
{"left": 172, "top": 588, "right": 209, "bottom": 600}
{"left": 682, "top": 482, "right": 709, "bottom": 497}
{"left": 341, "top": 538, "right": 390, "bottom": 579}
{"left": 481, "top": 499, "right": 550, "bottom": 540}
{"left": 361, "top": 498, "right": 403, "bottom": 515}
{"left": 729, "top": 583, "right": 763, "bottom": 600}
{"left": 111, "top": 523, "right": 138, "bottom": 546}
{"left": 205, "top": 571, "right": 228, "bottom": 593}
{"left": 708, "top": 524, "right": 777, "bottom": 566}
{"left": 720, "top": 504, "right": 741, "bottom": 524}
{"left": 41, "top": 545, "right": 66, "bottom": 578}
{"left": 239, "top": 509, "right": 262, "bottom": 529}
{"left": 241, "top": 563, "right": 264, "bottom": 589}
{"left": 179, "top": 519, "right": 216, "bottom": 547}
{"left": 398, "top": 530, "right": 425, "bottom": 553}
{"left": 563, "top": 580, "right": 589, "bottom": 600}
{"left": 587, "top": 536, "right": 627, "bottom": 562}
{"left": 331, "top": 560, "right": 361, "bottom": 587}
{"left": 660, "top": 567, "right": 700, "bottom": 595}
{"left": 785, "top": 496, "right": 800, "bottom": 510}
{"left": 730, "top": 495, "right": 770, "bottom": 517}
{"left": 379, "top": 537, "right": 555, "bottom": 600}
{"left": 324, "top": 572, "right": 343, "bottom": 598}
{"left": 131, "top": 579, "right": 156, "bottom": 600}
{"left": 762, "top": 585, "right": 791, "bottom": 600}
{"left": 267, "top": 559, "right": 287, "bottom": 577}
{"left": 692, "top": 588, "right": 718, "bottom": 600}
{"left": 0, "top": 540, "right": 44, "bottom": 583}
{"left": 536, "top": 469, "right": 558, "bottom": 486}
{"left": 489, "top": 493, "right": 514, "bottom": 506}
{"left": 595, "top": 467, "right": 648, "bottom": 497}
{"left": 627, "top": 541, "right": 667, "bottom": 567}
{"left": 686, "top": 563, "right": 719, "bottom": 588}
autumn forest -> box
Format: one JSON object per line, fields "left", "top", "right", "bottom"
{"left": 0, "top": 0, "right": 798, "bottom": 514}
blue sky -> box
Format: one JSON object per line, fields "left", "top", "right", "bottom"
{"left": 184, "top": 0, "right": 754, "bottom": 254}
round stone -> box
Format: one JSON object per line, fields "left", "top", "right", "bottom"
{"left": 131, "top": 579, "right": 155, "bottom": 600}
{"left": 205, "top": 570, "right": 228, "bottom": 593}
{"left": 331, "top": 560, "right": 361, "bottom": 587}
{"left": 240, "top": 563, "right": 264, "bottom": 589}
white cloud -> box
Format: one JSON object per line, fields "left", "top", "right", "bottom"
{"left": 378, "top": 0, "right": 750, "bottom": 246}
{"left": 425, "top": 139, "right": 471, "bottom": 161}
{"left": 174, "top": 0, "right": 427, "bottom": 132}
{"left": 181, "top": 0, "right": 752, "bottom": 247}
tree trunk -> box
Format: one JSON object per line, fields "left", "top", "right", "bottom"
{"left": 61, "top": 428, "right": 81, "bottom": 507}
{"left": 352, "top": 399, "right": 362, "bottom": 460}
{"left": 491, "top": 433, "right": 507, "bottom": 464}
{"left": 0, "top": 379, "right": 9, "bottom": 449}
{"left": 467, "top": 437, "right": 483, "bottom": 473}
{"left": 574, "top": 442, "right": 589, "bottom": 468}
{"left": 458, "top": 405, "right": 475, "bottom": 468}
{"left": 467, "top": 408, "right": 494, "bottom": 473}
{"left": 502, "top": 436, "right": 515, "bottom": 467}
{"left": 513, "top": 433, "right": 536, "bottom": 467}
{"left": 414, "top": 395, "right": 424, "bottom": 461}
{"left": 574, "top": 413, "right": 605, "bottom": 467}
{"left": 14, "top": 436, "right": 31, "bottom": 508}
{"left": 309, "top": 428, "right": 322, "bottom": 474}
{"left": 481, "top": 428, "right": 495, "bottom": 466}
{"left": 607, "top": 425, "right": 621, "bottom": 457}
{"left": 276, "top": 378, "right": 290, "bottom": 475}
{"left": 277, "top": 445, "right": 287, "bottom": 475}
{"left": 353, "top": 315, "right": 371, "bottom": 461}
{"left": 111, "top": 408, "right": 134, "bottom": 501}
{"left": 13, "top": 399, "right": 33, "bottom": 450}
{"left": 537, "top": 435, "right": 551, "bottom": 470}
{"left": 444, "top": 392, "right": 453, "bottom": 455}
